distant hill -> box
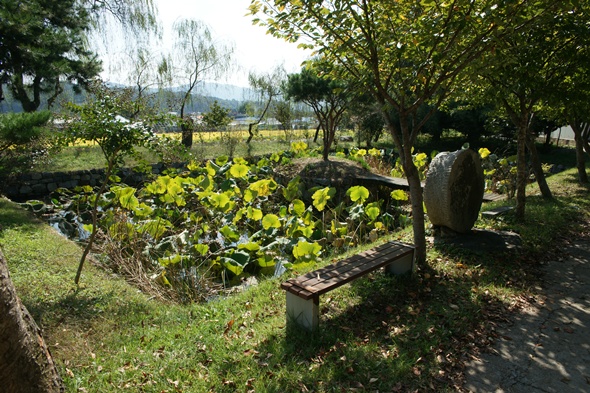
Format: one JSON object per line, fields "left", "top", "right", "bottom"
{"left": 0, "top": 81, "right": 253, "bottom": 114}
{"left": 200, "top": 82, "right": 253, "bottom": 101}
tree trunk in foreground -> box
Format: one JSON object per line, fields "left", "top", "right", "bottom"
{"left": 570, "top": 121, "right": 589, "bottom": 184}
{"left": 525, "top": 136, "right": 553, "bottom": 199}
{"left": 0, "top": 249, "right": 64, "bottom": 393}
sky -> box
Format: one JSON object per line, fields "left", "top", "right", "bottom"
{"left": 100, "top": 0, "right": 311, "bottom": 88}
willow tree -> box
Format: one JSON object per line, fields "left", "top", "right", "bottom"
{"left": 250, "top": 0, "right": 562, "bottom": 265}
{"left": 159, "top": 19, "right": 234, "bottom": 148}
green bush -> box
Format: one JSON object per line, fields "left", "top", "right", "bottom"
{"left": 0, "top": 111, "right": 56, "bottom": 177}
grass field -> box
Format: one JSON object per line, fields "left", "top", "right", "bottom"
{"left": 3, "top": 160, "right": 589, "bottom": 391}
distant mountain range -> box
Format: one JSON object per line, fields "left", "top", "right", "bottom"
{"left": 199, "top": 82, "right": 253, "bottom": 101}
{"left": 0, "top": 81, "right": 254, "bottom": 113}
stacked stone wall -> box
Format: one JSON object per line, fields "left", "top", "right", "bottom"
{"left": 2, "top": 163, "right": 174, "bottom": 201}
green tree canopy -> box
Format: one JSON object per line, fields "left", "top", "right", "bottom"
{"left": 0, "top": 0, "right": 101, "bottom": 112}
{"left": 202, "top": 101, "right": 232, "bottom": 131}
{"left": 285, "top": 66, "right": 350, "bottom": 161}
{"left": 250, "top": 0, "right": 572, "bottom": 264}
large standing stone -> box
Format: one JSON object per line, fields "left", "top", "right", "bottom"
{"left": 424, "top": 149, "right": 484, "bottom": 233}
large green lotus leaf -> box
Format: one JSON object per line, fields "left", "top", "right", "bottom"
{"left": 205, "top": 161, "right": 218, "bottom": 176}
{"left": 247, "top": 207, "right": 263, "bottom": 221}
{"left": 365, "top": 202, "right": 380, "bottom": 222}
{"left": 220, "top": 257, "right": 244, "bottom": 276}
{"left": 347, "top": 185, "right": 370, "bottom": 204}
{"left": 243, "top": 188, "right": 256, "bottom": 203}
{"left": 312, "top": 187, "right": 335, "bottom": 212}
{"left": 262, "top": 214, "right": 281, "bottom": 230}
{"left": 221, "top": 250, "right": 251, "bottom": 276}
{"left": 292, "top": 240, "right": 321, "bottom": 263}
{"left": 220, "top": 225, "right": 240, "bottom": 242}
{"left": 257, "top": 254, "right": 275, "bottom": 268}
{"left": 133, "top": 203, "right": 154, "bottom": 218}
{"left": 158, "top": 254, "right": 188, "bottom": 267}
{"left": 249, "top": 179, "right": 277, "bottom": 197}
{"left": 229, "top": 163, "right": 250, "bottom": 178}
{"left": 199, "top": 175, "right": 214, "bottom": 191}
{"left": 390, "top": 189, "right": 408, "bottom": 201}
{"left": 209, "top": 193, "right": 230, "bottom": 209}
{"left": 139, "top": 217, "right": 172, "bottom": 240}
{"left": 289, "top": 199, "right": 306, "bottom": 216}
{"left": 238, "top": 242, "right": 261, "bottom": 252}
{"left": 216, "top": 155, "right": 229, "bottom": 166}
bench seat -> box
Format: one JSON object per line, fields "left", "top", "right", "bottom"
{"left": 282, "top": 241, "right": 414, "bottom": 331}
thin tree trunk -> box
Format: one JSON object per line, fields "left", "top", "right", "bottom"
{"left": 515, "top": 122, "right": 528, "bottom": 221}
{"left": 0, "top": 249, "right": 65, "bottom": 393}
{"left": 525, "top": 136, "right": 553, "bottom": 199}
{"left": 571, "top": 122, "right": 589, "bottom": 184}
{"left": 404, "top": 157, "right": 426, "bottom": 267}
{"left": 247, "top": 123, "right": 256, "bottom": 144}
{"left": 383, "top": 112, "right": 426, "bottom": 268}
{"left": 313, "top": 124, "right": 321, "bottom": 143}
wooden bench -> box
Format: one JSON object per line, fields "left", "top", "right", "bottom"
{"left": 281, "top": 241, "right": 415, "bottom": 331}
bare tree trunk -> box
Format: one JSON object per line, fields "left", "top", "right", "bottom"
{"left": 582, "top": 123, "right": 590, "bottom": 156}
{"left": 404, "top": 155, "right": 427, "bottom": 267}
{"left": 571, "top": 121, "right": 589, "bottom": 184}
{"left": 0, "top": 249, "right": 64, "bottom": 393}
{"left": 383, "top": 112, "right": 426, "bottom": 268}
{"left": 525, "top": 136, "right": 553, "bottom": 199}
{"left": 313, "top": 124, "right": 321, "bottom": 143}
{"left": 515, "top": 122, "right": 528, "bottom": 221}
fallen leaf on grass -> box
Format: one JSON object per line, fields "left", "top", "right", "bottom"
{"left": 224, "top": 319, "right": 235, "bottom": 335}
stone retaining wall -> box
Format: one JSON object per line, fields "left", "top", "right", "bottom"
{"left": 2, "top": 163, "right": 178, "bottom": 201}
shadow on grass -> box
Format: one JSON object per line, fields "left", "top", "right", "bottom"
{"left": 0, "top": 198, "right": 45, "bottom": 233}
{"left": 231, "top": 258, "right": 517, "bottom": 392}
{"left": 27, "top": 287, "right": 152, "bottom": 331}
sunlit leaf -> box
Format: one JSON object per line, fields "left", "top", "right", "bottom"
{"left": 347, "top": 185, "right": 370, "bottom": 204}
{"left": 238, "top": 242, "right": 261, "bottom": 252}
{"left": 257, "top": 254, "right": 275, "bottom": 268}
{"left": 194, "top": 243, "right": 209, "bottom": 256}
{"left": 262, "top": 214, "right": 281, "bottom": 230}
{"left": 292, "top": 240, "right": 322, "bottom": 263}
{"left": 479, "top": 147, "right": 491, "bottom": 159}
{"left": 249, "top": 179, "right": 277, "bottom": 197}
{"left": 312, "top": 187, "right": 336, "bottom": 211}
{"left": 220, "top": 225, "right": 240, "bottom": 242}
{"left": 133, "top": 203, "right": 154, "bottom": 218}
{"left": 229, "top": 163, "right": 249, "bottom": 178}
{"left": 390, "top": 189, "right": 408, "bottom": 201}
{"left": 289, "top": 199, "right": 306, "bottom": 216}
{"left": 247, "top": 207, "right": 263, "bottom": 221}
{"left": 139, "top": 217, "right": 171, "bottom": 239}
{"left": 365, "top": 202, "right": 380, "bottom": 221}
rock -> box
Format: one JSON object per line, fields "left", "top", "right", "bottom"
{"left": 424, "top": 149, "right": 484, "bottom": 234}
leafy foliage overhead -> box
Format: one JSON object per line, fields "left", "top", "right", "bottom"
{"left": 0, "top": 0, "right": 101, "bottom": 111}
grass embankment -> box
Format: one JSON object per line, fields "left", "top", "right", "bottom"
{"left": 2, "top": 168, "right": 589, "bottom": 392}
{"left": 45, "top": 129, "right": 332, "bottom": 173}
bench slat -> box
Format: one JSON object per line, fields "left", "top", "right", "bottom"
{"left": 281, "top": 241, "right": 413, "bottom": 300}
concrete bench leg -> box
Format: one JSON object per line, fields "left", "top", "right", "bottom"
{"left": 286, "top": 292, "right": 319, "bottom": 331}
{"left": 386, "top": 249, "right": 414, "bottom": 275}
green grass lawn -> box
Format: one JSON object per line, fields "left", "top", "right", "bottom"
{"left": 3, "top": 161, "right": 589, "bottom": 391}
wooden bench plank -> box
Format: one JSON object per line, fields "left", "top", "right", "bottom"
{"left": 288, "top": 244, "right": 409, "bottom": 290}
{"left": 281, "top": 242, "right": 414, "bottom": 300}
